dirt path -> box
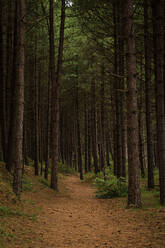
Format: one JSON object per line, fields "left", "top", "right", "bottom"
{"left": 22, "top": 175, "right": 165, "bottom": 248}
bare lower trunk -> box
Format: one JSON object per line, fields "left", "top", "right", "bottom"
{"left": 84, "top": 95, "right": 88, "bottom": 174}
{"left": 91, "top": 78, "right": 99, "bottom": 174}
{"left": 144, "top": 0, "right": 154, "bottom": 187}
{"left": 87, "top": 108, "right": 92, "bottom": 172}
{"left": 34, "top": 39, "right": 39, "bottom": 176}
{"left": 0, "top": 0, "right": 5, "bottom": 161}
{"left": 13, "top": 0, "right": 25, "bottom": 198}
{"left": 100, "top": 65, "right": 106, "bottom": 174}
{"left": 50, "top": 0, "right": 65, "bottom": 190}
{"left": 152, "top": 0, "right": 165, "bottom": 205}
{"left": 76, "top": 87, "right": 83, "bottom": 180}
{"left": 123, "top": 0, "right": 141, "bottom": 207}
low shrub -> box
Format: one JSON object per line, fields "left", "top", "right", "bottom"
{"left": 58, "top": 162, "right": 76, "bottom": 174}
{"left": 94, "top": 175, "right": 128, "bottom": 198}
{"left": 38, "top": 178, "right": 49, "bottom": 187}
{"left": 84, "top": 172, "right": 97, "bottom": 182}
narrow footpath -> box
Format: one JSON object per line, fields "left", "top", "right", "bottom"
{"left": 22, "top": 175, "right": 165, "bottom": 248}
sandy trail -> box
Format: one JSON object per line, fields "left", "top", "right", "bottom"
{"left": 24, "top": 175, "right": 164, "bottom": 248}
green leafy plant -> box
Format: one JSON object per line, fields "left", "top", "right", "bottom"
{"left": 94, "top": 175, "right": 128, "bottom": 198}
{"left": 58, "top": 162, "right": 76, "bottom": 174}
{"left": 38, "top": 178, "right": 49, "bottom": 187}
{"left": 84, "top": 172, "right": 97, "bottom": 182}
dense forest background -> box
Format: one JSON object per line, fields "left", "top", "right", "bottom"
{"left": 0, "top": 0, "right": 165, "bottom": 207}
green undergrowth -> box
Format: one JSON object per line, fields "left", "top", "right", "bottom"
{"left": 0, "top": 163, "right": 17, "bottom": 204}
{"left": 0, "top": 224, "right": 16, "bottom": 248}
{"left": 38, "top": 177, "right": 50, "bottom": 187}
{"left": 84, "top": 167, "right": 128, "bottom": 199}
{"left": 83, "top": 171, "right": 98, "bottom": 183}
{"left": 140, "top": 169, "right": 162, "bottom": 209}
{"left": 22, "top": 175, "right": 33, "bottom": 192}
{"left": 0, "top": 203, "right": 39, "bottom": 221}
{"left": 94, "top": 175, "right": 128, "bottom": 198}
{"left": 0, "top": 206, "right": 27, "bottom": 218}
{"left": 58, "top": 162, "right": 76, "bottom": 174}
{"left": 84, "top": 167, "right": 163, "bottom": 209}
{"left": 141, "top": 190, "right": 161, "bottom": 209}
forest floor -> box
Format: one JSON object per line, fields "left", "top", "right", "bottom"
{"left": 1, "top": 167, "right": 165, "bottom": 248}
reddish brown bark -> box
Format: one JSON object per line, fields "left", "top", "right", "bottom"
{"left": 123, "top": 0, "right": 141, "bottom": 207}
{"left": 12, "top": 0, "right": 25, "bottom": 198}
{"left": 152, "top": 0, "right": 165, "bottom": 205}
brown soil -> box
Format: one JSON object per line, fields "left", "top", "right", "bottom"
{"left": 1, "top": 173, "right": 165, "bottom": 248}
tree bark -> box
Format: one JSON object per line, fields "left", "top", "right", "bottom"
{"left": 138, "top": 63, "right": 145, "bottom": 179}
{"left": 144, "top": 0, "right": 154, "bottom": 187}
{"left": 152, "top": 0, "right": 165, "bottom": 205}
{"left": 12, "top": 0, "right": 25, "bottom": 198}
{"left": 50, "top": 0, "right": 65, "bottom": 190}
{"left": 87, "top": 106, "right": 92, "bottom": 172}
{"left": 123, "top": 0, "right": 141, "bottom": 207}
{"left": 0, "top": 0, "right": 6, "bottom": 161}
{"left": 34, "top": 38, "right": 39, "bottom": 176}
{"left": 84, "top": 94, "right": 88, "bottom": 174}
{"left": 6, "top": 0, "right": 18, "bottom": 172}
{"left": 91, "top": 78, "right": 99, "bottom": 174}
{"left": 45, "top": 73, "right": 51, "bottom": 179}
{"left": 100, "top": 64, "right": 106, "bottom": 175}
{"left": 76, "top": 86, "right": 83, "bottom": 180}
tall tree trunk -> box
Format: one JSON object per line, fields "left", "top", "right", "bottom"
{"left": 5, "top": 0, "right": 14, "bottom": 162}
{"left": 0, "top": 0, "right": 5, "bottom": 161}
{"left": 49, "top": 0, "right": 57, "bottom": 189}
{"left": 152, "top": 0, "right": 165, "bottom": 205}
{"left": 12, "top": 0, "right": 25, "bottom": 198}
{"left": 91, "top": 78, "right": 99, "bottom": 174}
{"left": 100, "top": 65, "right": 106, "bottom": 175}
{"left": 84, "top": 95, "right": 88, "bottom": 174}
{"left": 34, "top": 38, "right": 39, "bottom": 176}
{"left": 105, "top": 133, "right": 110, "bottom": 167}
{"left": 76, "top": 86, "right": 83, "bottom": 180}
{"left": 138, "top": 62, "right": 145, "bottom": 179}
{"left": 144, "top": 0, "right": 154, "bottom": 188}
{"left": 50, "top": 0, "right": 65, "bottom": 190}
{"left": 118, "top": 1, "right": 126, "bottom": 178}
{"left": 113, "top": 2, "right": 118, "bottom": 177}
{"left": 6, "top": 1, "right": 18, "bottom": 172}
{"left": 87, "top": 107, "right": 92, "bottom": 172}
{"left": 45, "top": 73, "right": 51, "bottom": 179}
{"left": 116, "top": 1, "right": 122, "bottom": 179}
{"left": 123, "top": 0, "right": 141, "bottom": 207}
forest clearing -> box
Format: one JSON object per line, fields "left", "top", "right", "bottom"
{"left": 0, "top": 166, "right": 165, "bottom": 248}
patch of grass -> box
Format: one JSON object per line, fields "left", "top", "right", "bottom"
{"left": 31, "top": 213, "right": 38, "bottom": 222}
{"left": 84, "top": 167, "right": 113, "bottom": 183}
{"left": 0, "top": 164, "right": 17, "bottom": 203}
{"left": 22, "top": 176, "right": 33, "bottom": 192}
{"left": 0, "top": 225, "right": 16, "bottom": 247}
{"left": 0, "top": 206, "right": 26, "bottom": 217}
{"left": 140, "top": 169, "right": 162, "bottom": 209}
{"left": 0, "top": 242, "right": 6, "bottom": 248}
{"left": 58, "top": 162, "right": 76, "bottom": 174}
{"left": 142, "top": 189, "right": 161, "bottom": 209}
{"left": 38, "top": 178, "right": 49, "bottom": 187}
{"left": 22, "top": 199, "right": 36, "bottom": 206}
